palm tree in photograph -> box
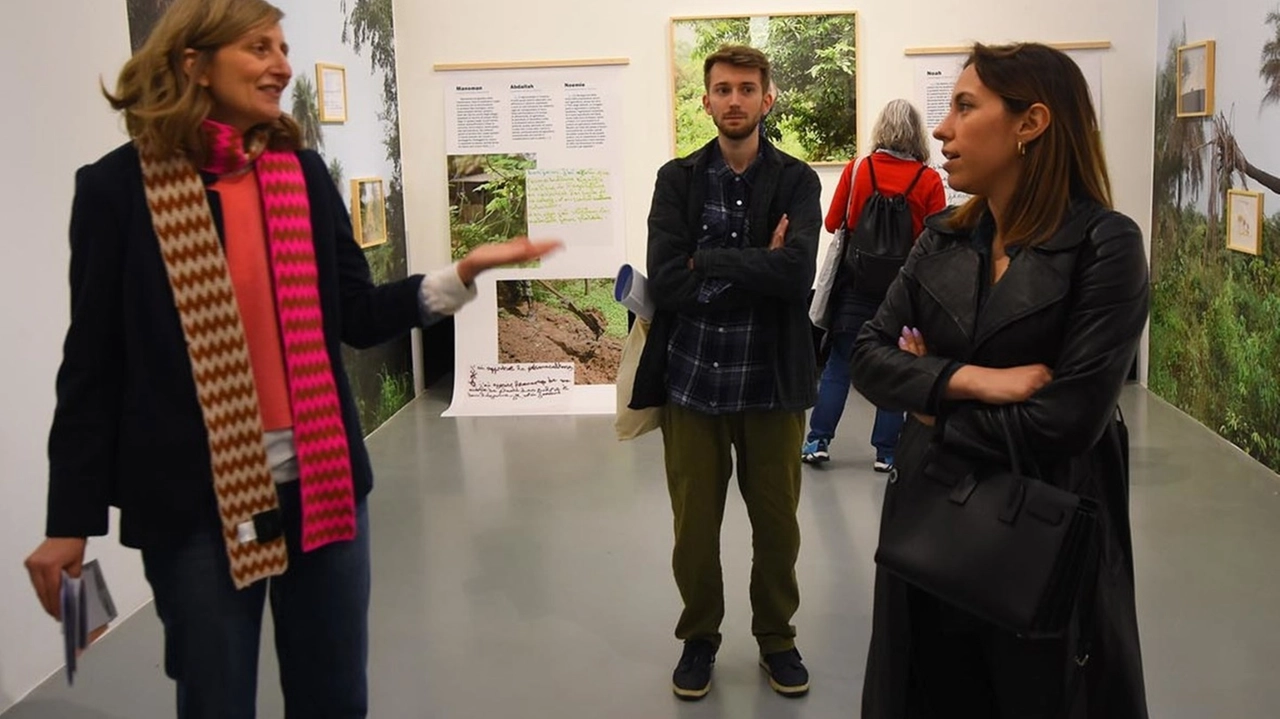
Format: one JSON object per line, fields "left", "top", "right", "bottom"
{"left": 1196, "top": 10, "right": 1280, "bottom": 248}
{"left": 290, "top": 74, "right": 325, "bottom": 151}
{"left": 339, "top": 0, "right": 413, "bottom": 432}
{"left": 327, "top": 157, "right": 345, "bottom": 195}
{"left": 1151, "top": 28, "right": 1207, "bottom": 277}
{"left": 1233, "top": 8, "right": 1280, "bottom": 195}
{"left": 1153, "top": 28, "right": 1206, "bottom": 212}
{"left": 1205, "top": 8, "right": 1280, "bottom": 200}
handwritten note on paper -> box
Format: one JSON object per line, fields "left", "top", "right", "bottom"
{"left": 466, "top": 362, "right": 575, "bottom": 401}
{"left": 526, "top": 168, "right": 611, "bottom": 226}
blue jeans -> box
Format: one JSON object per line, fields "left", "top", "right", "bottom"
{"left": 806, "top": 331, "right": 906, "bottom": 461}
{"left": 141, "top": 481, "right": 371, "bottom": 719}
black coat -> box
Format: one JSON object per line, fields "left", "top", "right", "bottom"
{"left": 630, "top": 138, "right": 822, "bottom": 411}
{"left": 851, "top": 200, "right": 1149, "bottom": 717}
{"left": 46, "top": 142, "right": 424, "bottom": 549}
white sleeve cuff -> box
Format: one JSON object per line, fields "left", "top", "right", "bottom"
{"left": 418, "top": 263, "right": 478, "bottom": 319}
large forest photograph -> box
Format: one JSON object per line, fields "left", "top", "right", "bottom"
{"left": 1150, "top": 15, "right": 1280, "bottom": 472}
{"left": 670, "top": 12, "right": 857, "bottom": 163}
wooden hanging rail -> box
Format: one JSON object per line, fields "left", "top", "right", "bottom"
{"left": 434, "top": 58, "right": 630, "bottom": 71}
{"left": 904, "top": 41, "right": 1111, "bottom": 56}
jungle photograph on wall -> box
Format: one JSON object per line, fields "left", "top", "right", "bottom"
{"left": 669, "top": 12, "right": 857, "bottom": 164}
{"left": 1150, "top": 6, "right": 1280, "bottom": 473}
{"left": 447, "top": 153, "right": 539, "bottom": 265}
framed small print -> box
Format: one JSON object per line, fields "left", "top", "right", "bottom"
{"left": 1176, "top": 41, "right": 1215, "bottom": 118}
{"left": 316, "top": 63, "right": 348, "bottom": 123}
{"left": 1227, "top": 189, "right": 1263, "bottom": 255}
{"left": 351, "top": 177, "right": 388, "bottom": 248}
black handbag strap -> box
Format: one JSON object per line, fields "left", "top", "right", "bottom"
{"left": 1060, "top": 405, "right": 1126, "bottom": 712}
{"left": 1059, "top": 405, "right": 1127, "bottom": 709}
{"left": 1059, "top": 539, "right": 1101, "bottom": 717}
{"left": 999, "top": 407, "right": 1042, "bottom": 480}
{"left": 996, "top": 408, "right": 1041, "bottom": 523}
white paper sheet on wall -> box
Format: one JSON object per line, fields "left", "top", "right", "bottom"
{"left": 440, "top": 64, "right": 627, "bottom": 417}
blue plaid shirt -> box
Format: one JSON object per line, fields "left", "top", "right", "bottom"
{"left": 666, "top": 144, "right": 777, "bottom": 414}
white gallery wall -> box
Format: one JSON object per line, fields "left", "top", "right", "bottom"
{"left": 394, "top": 0, "right": 1160, "bottom": 343}
{"left": 0, "top": 2, "right": 150, "bottom": 712}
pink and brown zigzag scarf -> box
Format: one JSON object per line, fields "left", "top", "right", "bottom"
{"left": 137, "top": 120, "right": 356, "bottom": 588}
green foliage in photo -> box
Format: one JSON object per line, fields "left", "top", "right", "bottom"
{"left": 291, "top": 73, "right": 325, "bottom": 151}
{"left": 347, "top": 361, "right": 414, "bottom": 433}
{"left": 448, "top": 154, "right": 537, "bottom": 262}
{"left": 672, "top": 13, "right": 857, "bottom": 162}
{"left": 364, "top": 242, "right": 397, "bottom": 285}
{"left": 341, "top": 0, "right": 413, "bottom": 433}
{"left": 1149, "top": 22, "right": 1280, "bottom": 473}
{"left": 529, "top": 279, "right": 629, "bottom": 339}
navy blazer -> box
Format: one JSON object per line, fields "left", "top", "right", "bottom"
{"left": 46, "top": 142, "right": 424, "bottom": 549}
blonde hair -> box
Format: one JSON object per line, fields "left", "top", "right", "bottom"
{"left": 105, "top": 0, "right": 300, "bottom": 161}
{"left": 870, "top": 99, "right": 930, "bottom": 163}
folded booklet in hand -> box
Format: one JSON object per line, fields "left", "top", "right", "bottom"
{"left": 60, "top": 560, "right": 118, "bottom": 685}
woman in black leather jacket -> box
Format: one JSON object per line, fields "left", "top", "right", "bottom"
{"left": 851, "top": 43, "right": 1149, "bottom": 718}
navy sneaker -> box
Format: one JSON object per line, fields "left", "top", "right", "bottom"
{"left": 873, "top": 456, "right": 894, "bottom": 473}
{"left": 760, "top": 647, "right": 810, "bottom": 697}
{"left": 801, "top": 439, "right": 830, "bottom": 464}
{"left": 672, "top": 639, "right": 716, "bottom": 700}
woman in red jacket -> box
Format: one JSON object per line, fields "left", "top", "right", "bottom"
{"left": 802, "top": 99, "right": 946, "bottom": 470}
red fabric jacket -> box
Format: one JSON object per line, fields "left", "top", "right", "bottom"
{"left": 824, "top": 152, "right": 946, "bottom": 237}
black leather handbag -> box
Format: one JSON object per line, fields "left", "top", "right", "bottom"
{"left": 874, "top": 409, "right": 1100, "bottom": 637}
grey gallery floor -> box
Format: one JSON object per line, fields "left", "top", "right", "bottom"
{"left": 6, "top": 383, "right": 1280, "bottom": 718}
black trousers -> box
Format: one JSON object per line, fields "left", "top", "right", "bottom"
{"left": 904, "top": 587, "right": 1078, "bottom": 718}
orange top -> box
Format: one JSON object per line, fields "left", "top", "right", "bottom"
{"left": 214, "top": 171, "right": 293, "bottom": 431}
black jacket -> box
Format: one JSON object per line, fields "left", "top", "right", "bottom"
{"left": 46, "top": 142, "right": 423, "bottom": 549}
{"left": 852, "top": 200, "right": 1150, "bottom": 717}
{"left": 631, "top": 138, "right": 822, "bottom": 411}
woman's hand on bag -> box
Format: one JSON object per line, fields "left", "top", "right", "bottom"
{"left": 457, "top": 237, "right": 563, "bottom": 285}
{"left": 948, "top": 364, "right": 1053, "bottom": 405}
{"left": 898, "top": 327, "right": 936, "bottom": 425}
{"left": 24, "top": 537, "right": 87, "bottom": 620}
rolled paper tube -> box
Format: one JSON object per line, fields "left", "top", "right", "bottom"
{"left": 613, "top": 264, "right": 653, "bottom": 322}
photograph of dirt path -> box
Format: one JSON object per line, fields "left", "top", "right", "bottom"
{"left": 496, "top": 278, "right": 626, "bottom": 384}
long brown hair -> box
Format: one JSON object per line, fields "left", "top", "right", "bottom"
{"left": 949, "top": 43, "right": 1112, "bottom": 246}
{"left": 104, "top": 0, "right": 300, "bottom": 161}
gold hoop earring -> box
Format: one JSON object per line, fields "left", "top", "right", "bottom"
{"left": 1017, "top": 140, "right": 1026, "bottom": 157}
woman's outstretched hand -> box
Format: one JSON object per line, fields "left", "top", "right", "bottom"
{"left": 457, "top": 237, "right": 563, "bottom": 285}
